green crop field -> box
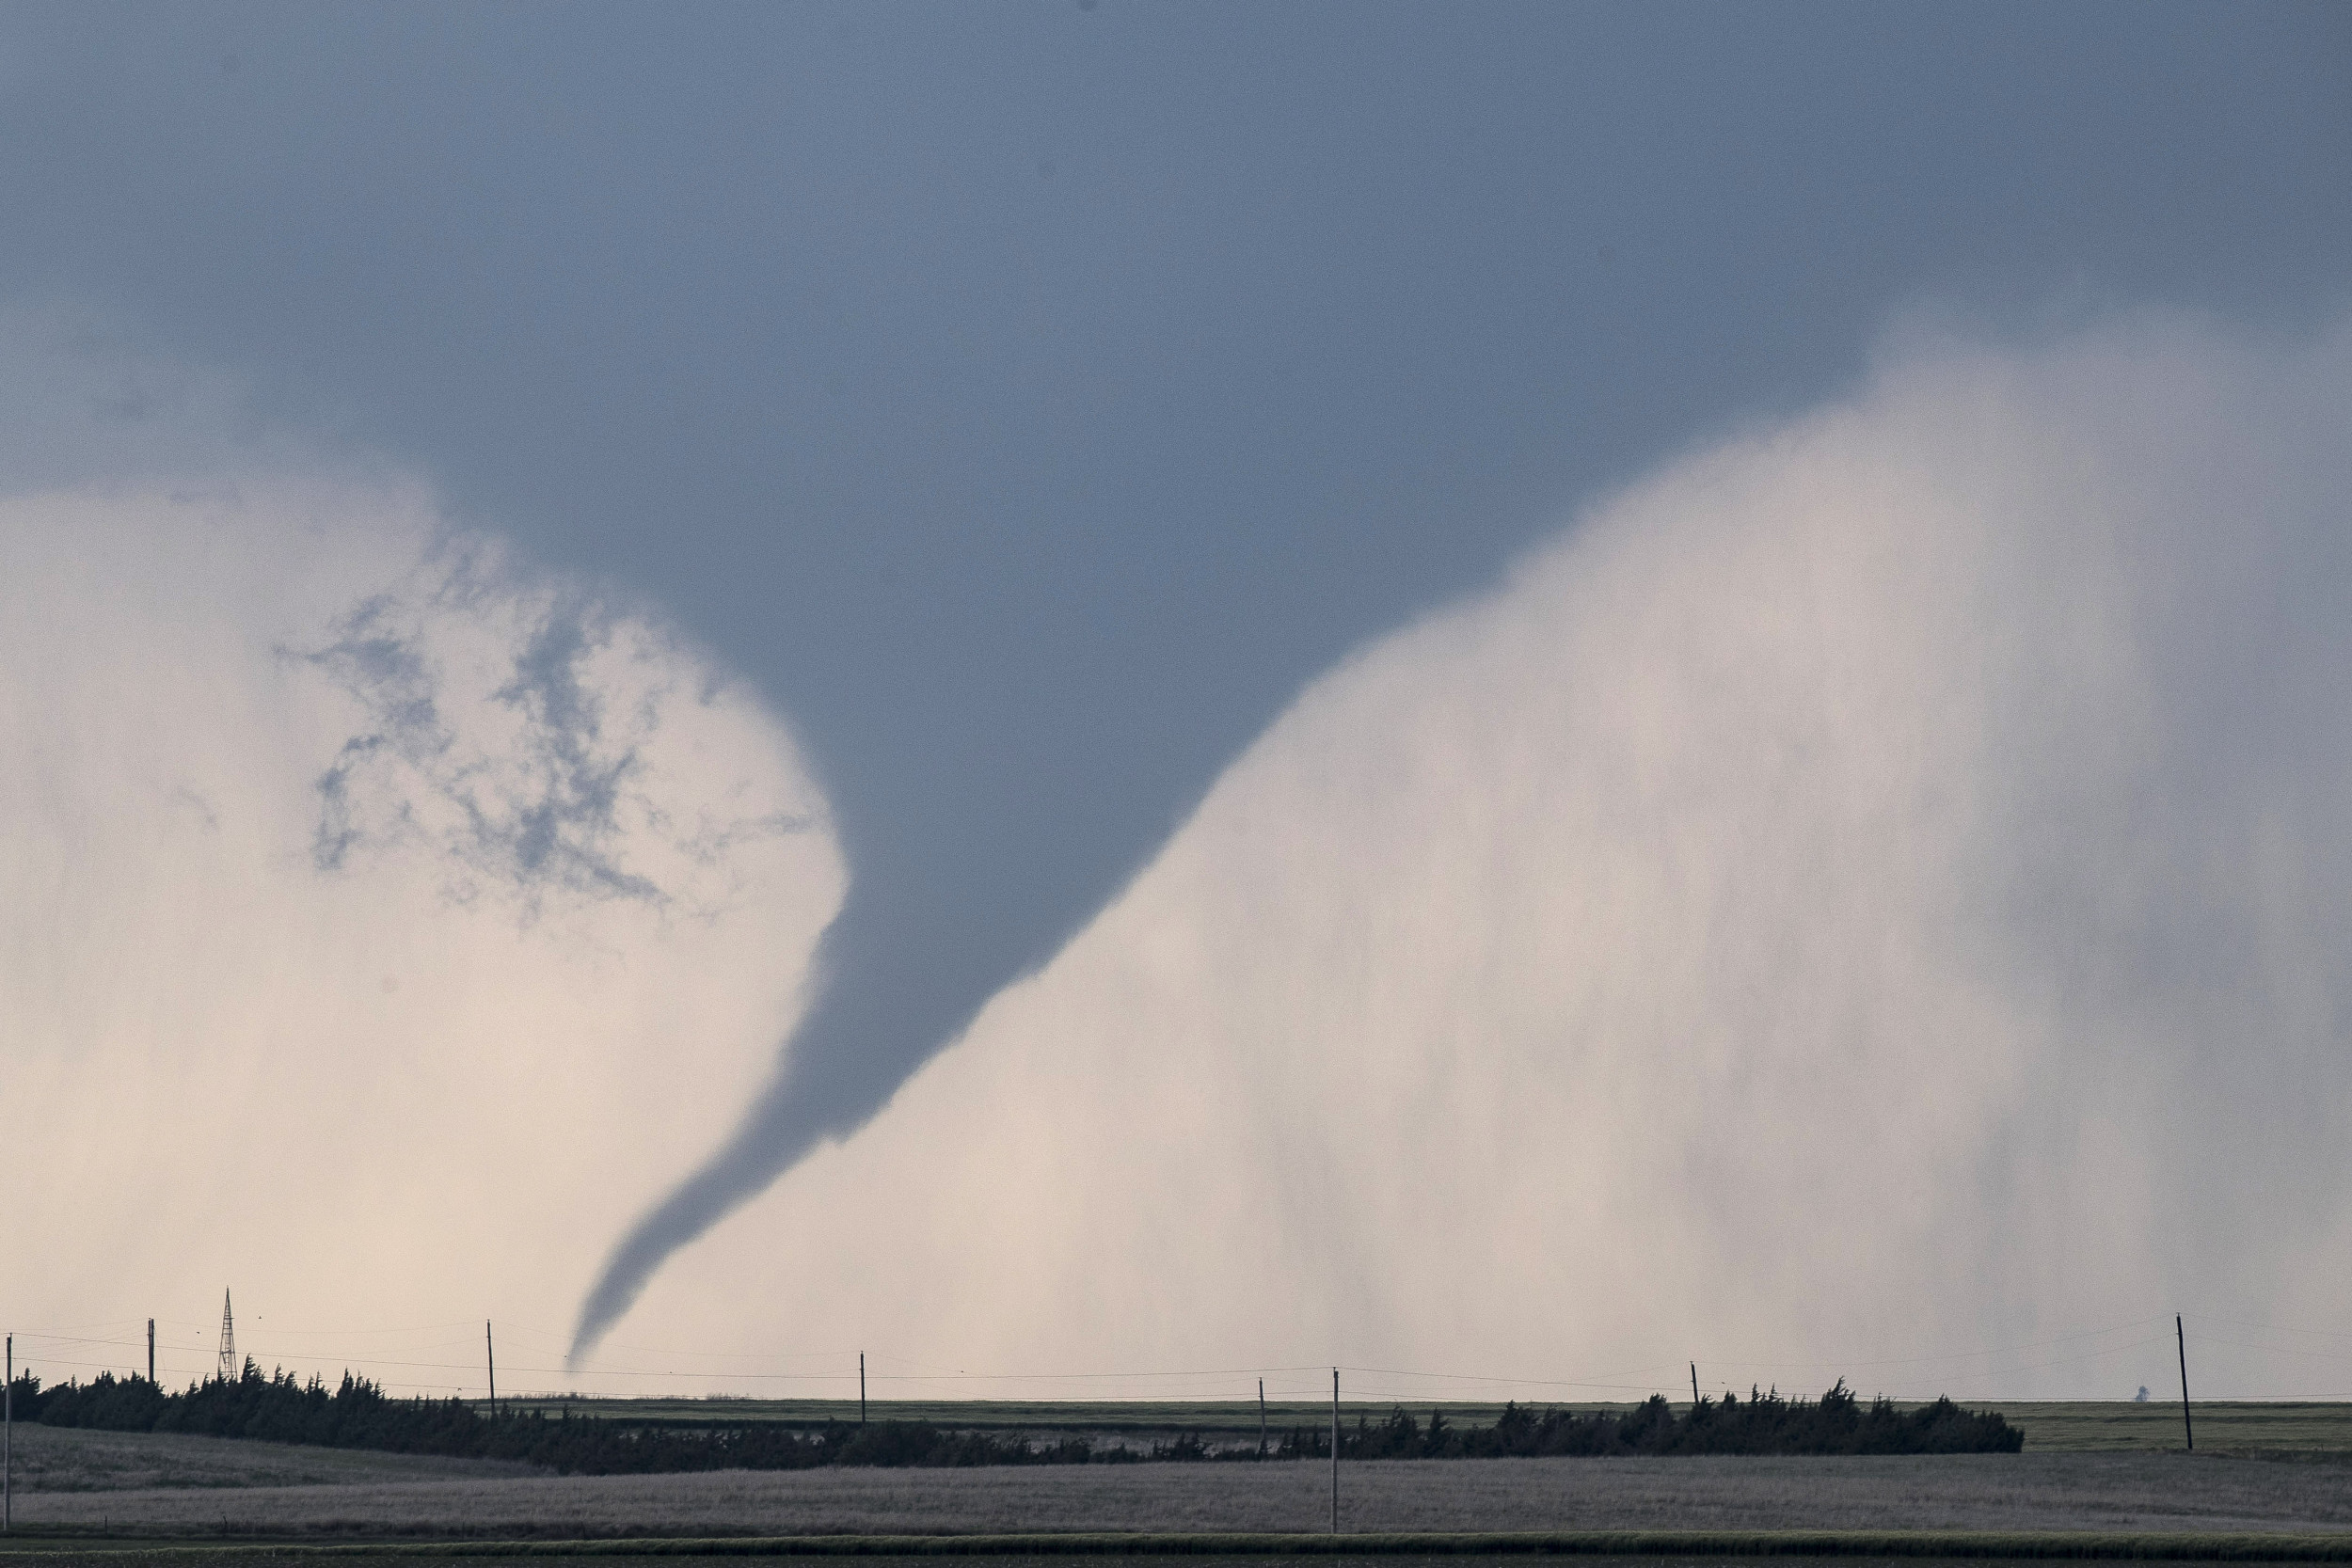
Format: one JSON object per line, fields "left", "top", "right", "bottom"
{"left": 1979, "top": 1403, "right": 2352, "bottom": 1454}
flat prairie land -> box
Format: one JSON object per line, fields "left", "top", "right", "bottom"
{"left": 1986, "top": 1402, "right": 2352, "bottom": 1453}
{"left": 10, "top": 1448, "right": 2352, "bottom": 1539}
{"left": 0, "top": 1422, "right": 532, "bottom": 1494}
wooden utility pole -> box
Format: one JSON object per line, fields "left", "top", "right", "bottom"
{"left": 486, "top": 1322, "right": 497, "bottom": 1417}
{"left": 860, "top": 1354, "right": 867, "bottom": 1426}
{"left": 1329, "top": 1368, "right": 1340, "bottom": 1533}
{"left": 1691, "top": 1363, "right": 1700, "bottom": 1407}
{"left": 1259, "top": 1377, "right": 1267, "bottom": 1458}
{"left": 2176, "top": 1315, "right": 2193, "bottom": 1451}
{"left": 7, "top": 1332, "right": 14, "bottom": 1532}
{"left": 148, "top": 1321, "right": 155, "bottom": 1386}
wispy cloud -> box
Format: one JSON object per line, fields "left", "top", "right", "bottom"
{"left": 0, "top": 467, "right": 844, "bottom": 1378}
{"left": 293, "top": 558, "right": 816, "bottom": 923}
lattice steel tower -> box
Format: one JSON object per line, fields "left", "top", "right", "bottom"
{"left": 217, "top": 1291, "right": 237, "bottom": 1382}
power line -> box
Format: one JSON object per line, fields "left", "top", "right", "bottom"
{"left": 14, "top": 1303, "right": 2352, "bottom": 1404}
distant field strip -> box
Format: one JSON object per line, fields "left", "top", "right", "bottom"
{"left": 11, "top": 1452, "right": 2352, "bottom": 1538}
{"left": 0, "top": 1423, "right": 533, "bottom": 1494}
{"left": 17, "top": 1533, "right": 2352, "bottom": 1561}
{"left": 1984, "top": 1409, "right": 2352, "bottom": 1456}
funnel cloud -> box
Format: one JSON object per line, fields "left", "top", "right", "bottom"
{"left": 0, "top": 4, "right": 2346, "bottom": 1386}
{"left": 631, "top": 311, "right": 2352, "bottom": 1400}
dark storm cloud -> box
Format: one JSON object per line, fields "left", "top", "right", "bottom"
{"left": 1, "top": 1, "right": 2344, "bottom": 1355}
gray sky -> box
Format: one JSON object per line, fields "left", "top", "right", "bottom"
{"left": 4, "top": 0, "right": 2345, "bottom": 1351}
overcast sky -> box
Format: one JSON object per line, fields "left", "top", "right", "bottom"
{"left": 4, "top": 1, "right": 2348, "bottom": 1360}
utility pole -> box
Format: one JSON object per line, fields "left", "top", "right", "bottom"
{"left": 1691, "top": 1363, "right": 1700, "bottom": 1408}
{"left": 860, "top": 1354, "right": 866, "bottom": 1426}
{"left": 485, "top": 1322, "right": 497, "bottom": 1417}
{"left": 1259, "top": 1377, "right": 1267, "bottom": 1459}
{"left": 148, "top": 1321, "right": 155, "bottom": 1386}
{"left": 1329, "top": 1368, "right": 1340, "bottom": 1534}
{"left": 7, "top": 1332, "right": 14, "bottom": 1533}
{"left": 2176, "top": 1315, "right": 2193, "bottom": 1452}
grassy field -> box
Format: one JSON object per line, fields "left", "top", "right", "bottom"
{"left": 15, "top": 1550, "right": 2352, "bottom": 1567}
{"left": 1980, "top": 1404, "right": 2352, "bottom": 1454}
{"left": 8, "top": 1443, "right": 2352, "bottom": 1538}
{"left": 0, "top": 1421, "right": 532, "bottom": 1494}
{"left": 0, "top": 1552, "right": 2306, "bottom": 1561}
{"left": 4, "top": 1400, "right": 2350, "bottom": 1548}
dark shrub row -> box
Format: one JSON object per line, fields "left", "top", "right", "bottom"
{"left": 5, "top": 1364, "right": 1146, "bottom": 1473}
{"left": 1295, "top": 1382, "right": 2020, "bottom": 1458}
{"left": 3, "top": 1364, "right": 2015, "bottom": 1473}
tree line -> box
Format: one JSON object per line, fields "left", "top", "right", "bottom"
{"left": 4, "top": 1362, "right": 2017, "bottom": 1474}
{"left": 1297, "top": 1382, "right": 2021, "bottom": 1457}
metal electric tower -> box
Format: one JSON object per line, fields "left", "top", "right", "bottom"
{"left": 217, "top": 1291, "right": 237, "bottom": 1383}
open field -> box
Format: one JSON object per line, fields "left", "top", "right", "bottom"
{"left": 1983, "top": 1405, "right": 2352, "bottom": 1454}
{"left": 0, "top": 1423, "right": 532, "bottom": 1494}
{"left": 17, "top": 1553, "right": 2352, "bottom": 1568}
{"left": 7, "top": 1403, "right": 2351, "bottom": 1548}
{"left": 8, "top": 1449, "right": 2352, "bottom": 1539}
